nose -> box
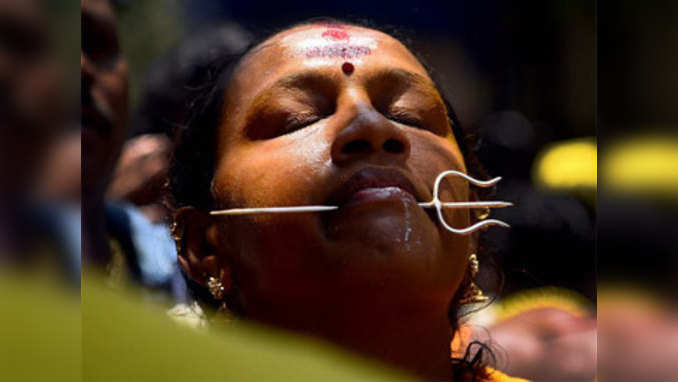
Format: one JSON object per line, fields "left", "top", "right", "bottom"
{"left": 331, "top": 107, "right": 411, "bottom": 166}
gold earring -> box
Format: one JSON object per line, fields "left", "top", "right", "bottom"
{"left": 459, "top": 253, "right": 489, "bottom": 305}
{"left": 208, "top": 272, "right": 235, "bottom": 321}
{"left": 207, "top": 276, "right": 225, "bottom": 300}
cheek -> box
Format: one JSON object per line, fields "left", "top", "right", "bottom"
{"left": 408, "top": 132, "right": 471, "bottom": 281}
{"left": 216, "top": 135, "right": 330, "bottom": 207}
{"left": 409, "top": 132, "right": 470, "bottom": 227}
{"left": 212, "top": 136, "right": 333, "bottom": 287}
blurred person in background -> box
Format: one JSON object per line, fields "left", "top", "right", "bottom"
{"left": 0, "top": 0, "right": 78, "bottom": 281}
{"left": 106, "top": 23, "right": 253, "bottom": 224}
{"left": 82, "top": 0, "right": 183, "bottom": 300}
{"left": 106, "top": 133, "right": 173, "bottom": 223}
{"left": 81, "top": 0, "right": 129, "bottom": 263}
{"left": 0, "top": 2, "right": 80, "bottom": 379}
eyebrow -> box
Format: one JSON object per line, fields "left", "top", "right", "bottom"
{"left": 256, "top": 67, "right": 438, "bottom": 99}
{"left": 365, "top": 67, "right": 443, "bottom": 105}
{"left": 242, "top": 66, "right": 452, "bottom": 140}
{"left": 246, "top": 71, "right": 339, "bottom": 112}
{"left": 244, "top": 66, "right": 445, "bottom": 129}
{"left": 274, "top": 70, "right": 339, "bottom": 90}
{"left": 371, "top": 67, "right": 437, "bottom": 90}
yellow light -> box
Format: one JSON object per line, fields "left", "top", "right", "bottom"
{"left": 534, "top": 138, "right": 597, "bottom": 190}
{"left": 603, "top": 135, "right": 678, "bottom": 196}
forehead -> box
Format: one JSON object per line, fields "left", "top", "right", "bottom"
{"left": 273, "top": 24, "right": 423, "bottom": 65}
{"left": 230, "top": 24, "right": 432, "bottom": 93}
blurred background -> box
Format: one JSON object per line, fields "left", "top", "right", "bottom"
{"left": 598, "top": 1, "right": 678, "bottom": 380}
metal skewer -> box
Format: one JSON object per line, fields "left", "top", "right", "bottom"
{"left": 209, "top": 170, "right": 512, "bottom": 235}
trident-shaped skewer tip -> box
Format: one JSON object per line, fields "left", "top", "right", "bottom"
{"left": 209, "top": 170, "right": 512, "bottom": 235}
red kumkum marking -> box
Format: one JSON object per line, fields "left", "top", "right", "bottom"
{"left": 303, "top": 44, "right": 371, "bottom": 59}
{"left": 322, "top": 29, "right": 349, "bottom": 41}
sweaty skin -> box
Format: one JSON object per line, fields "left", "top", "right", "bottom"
{"left": 183, "top": 24, "right": 476, "bottom": 380}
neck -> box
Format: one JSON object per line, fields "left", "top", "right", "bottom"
{"left": 251, "top": 297, "right": 454, "bottom": 381}
{"left": 337, "top": 307, "right": 453, "bottom": 381}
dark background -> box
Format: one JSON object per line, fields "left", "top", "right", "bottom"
{"left": 598, "top": 0, "right": 678, "bottom": 298}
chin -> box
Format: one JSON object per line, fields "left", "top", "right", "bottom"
{"left": 326, "top": 202, "right": 438, "bottom": 252}
{"left": 324, "top": 227, "right": 452, "bottom": 291}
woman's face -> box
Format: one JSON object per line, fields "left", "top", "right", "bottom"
{"left": 210, "top": 24, "right": 472, "bottom": 320}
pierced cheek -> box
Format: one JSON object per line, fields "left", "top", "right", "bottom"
{"left": 438, "top": 188, "right": 470, "bottom": 224}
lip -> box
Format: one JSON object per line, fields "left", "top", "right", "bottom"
{"left": 327, "top": 167, "right": 423, "bottom": 208}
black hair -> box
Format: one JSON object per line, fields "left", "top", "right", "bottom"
{"left": 169, "top": 18, "right": 498, "bottom": 381}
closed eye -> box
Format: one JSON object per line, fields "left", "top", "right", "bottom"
{"left": 282, "top": 112, "right": 322, "bottom": 135}
{"left": 386, "top": 108, "right": 424, "bottom": 129}
{"left": 245, "top": 70, "right": 338, "bottom": 140}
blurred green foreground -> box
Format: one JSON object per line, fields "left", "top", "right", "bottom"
{"left": 1, "top": 273, "right": 412, "bottom": 381}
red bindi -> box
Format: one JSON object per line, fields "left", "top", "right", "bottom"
{"left": 341, "top": 62, "right": 354, "bottom": 75}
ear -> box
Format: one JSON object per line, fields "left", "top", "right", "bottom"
{"left": 173, "top": 206, "right": 232, "bottom": 293}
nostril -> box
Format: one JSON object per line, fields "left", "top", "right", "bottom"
{"left": 382, "top": 139, "right": 405, "bottom": 153}
{"left": 342, "top": 140, "right": 372, "bottom": 154}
